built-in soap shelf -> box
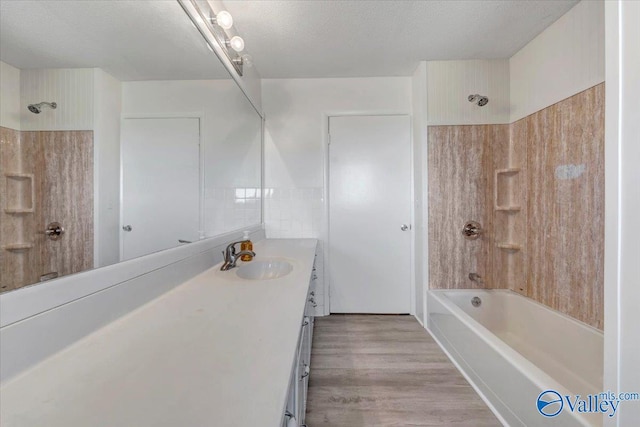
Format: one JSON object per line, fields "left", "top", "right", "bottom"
{"left": 495, "top": 168, "right": 522, "bottom": 254}
{"left": 4, "top": 173, "right": 35, "bottom": 214}
{"left": 2, "top": 243, "right": 34, "bottom": 252}
{"left": 495, "top": 205, "right": 521, "bottom": 212}
{"left": 3, "top": 173, "right": 35, "bottom": 253}
{"left": 496, "top": 243, "right": 521, "bottom": 252}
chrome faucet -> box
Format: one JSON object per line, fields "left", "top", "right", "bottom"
{"left": 220, "top": 240, "right": 255, "bottom": 271}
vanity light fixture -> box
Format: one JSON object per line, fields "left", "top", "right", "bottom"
{"left": 227, "top": 36, "right": 245, "bottom": 52}
{"left": 231, "top": 55, "right": 253, "bottom": 69}
{"left": 241, "top": 54, "right": 253, "bottom": 68}
{"left": 210, "top": 10, "right": 233, "bottom": 30}
{"left": 190, "top": 2, "right": 248, "bottom": 76}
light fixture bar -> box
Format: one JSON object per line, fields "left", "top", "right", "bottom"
{"left": 178, "top": 0, "right": 244, "bottom": 76}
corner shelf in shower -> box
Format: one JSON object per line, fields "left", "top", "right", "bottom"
{"left": 3, "top": 173, "right": 35, "bottom": 214}
{"left": 495, "top": 205, "right": 521, "bottom": 212}
{"left": 4, "top": 208, "right": 34, "bottom": 214}
{"left": 495, "top": 168, "right": 521, "bottom": 175}
{"left": 496, "top": 243, "right": 521, "bottom": 252}
{"left": 2, "top": 243, "right": 34, "bottom": 252}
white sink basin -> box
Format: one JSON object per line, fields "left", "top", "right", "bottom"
{"left": 236, "top": 259, "right": 293, "bottom": 280}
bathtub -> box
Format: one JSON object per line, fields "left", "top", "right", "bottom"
{"left": 427, "top": 289, "right": 604, "bottom": 426}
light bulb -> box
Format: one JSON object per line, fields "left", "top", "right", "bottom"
{"left": 229, "top": 36, "right": 245, "bottom": 52}
{"left": 215, "top": 11, "right": 233, "bottom": 29}
{"left": 241, "top": 54, "right": 253, "bottom": 68}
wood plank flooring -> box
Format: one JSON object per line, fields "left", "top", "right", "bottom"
{"left": 305, "top": 315, "right": 501, "bottom": 426}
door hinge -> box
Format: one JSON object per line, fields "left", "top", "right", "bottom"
{"left": 327, "top": 133, "right": 331, "bottom": 145}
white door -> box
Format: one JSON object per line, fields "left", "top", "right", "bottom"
{"left": 329, "top": 115, "right": 412, "bottom": 313}
{"left": 121, "top": 118, "right": 200, "bottom": 261}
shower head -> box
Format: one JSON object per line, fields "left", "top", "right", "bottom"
{"left": 468, "top": 94, "right": 489, "bottom": 107}
{"left": 27, "top": 102, "right": 57, "bottom": 114}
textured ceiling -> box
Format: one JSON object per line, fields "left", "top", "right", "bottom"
{"left": 0, "top": 0, "right": 580, "bottom": 80}
{"left": 223, "top": 0, "right": 580, "bottom": 78}
{"left": 0, "top": 0, "right": 231, "bottom": 80}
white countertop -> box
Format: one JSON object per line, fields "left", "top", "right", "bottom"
{"left": 0, "top": 239, "right": 317, "bottom": 427}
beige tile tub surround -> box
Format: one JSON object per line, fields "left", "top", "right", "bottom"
{"left": 428, "top": 83, "right": 604, "bottom": 329}
{"left": 0, "top": 127, "right": 93, "bottom": 292}
{"left": 427, "top": 124, "right": 509, "bottom": 291}
{"left": 0, "top": 127, "right": 28, "bottom": 290}
{"left": 517, "top": 83, "right": 605, "bottom": 329}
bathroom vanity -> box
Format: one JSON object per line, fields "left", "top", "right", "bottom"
{"left": 0, "top": 239, "right": 318, "bottom": 427}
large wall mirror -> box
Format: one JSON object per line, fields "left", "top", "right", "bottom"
{"left": 0, "top": 0, "right": 262, "bottom": 293}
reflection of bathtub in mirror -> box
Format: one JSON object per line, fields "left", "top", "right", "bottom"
{"left": 0, "top": 0, "right": 263, "bottom": 293}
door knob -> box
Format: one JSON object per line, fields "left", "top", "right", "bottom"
{"left": 122, "top": 225, "right": 132, "bottom": 232}
{"left": 400, "top": 224, "right": 410, "bottom": 231}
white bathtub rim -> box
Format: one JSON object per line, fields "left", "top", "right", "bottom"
{"left": 428, "top": 289, "right": 598, "bottom": 426}
{"left": 428, "top": 290, "right": 581, "bottom": 399}
{"left": 424, "top": 324, "right": 511, "bottom": 427}
{"left": 433, "top": 288, "right": 603, "bottom": 335}
{"left": 430, "top": 288, "right": 603, "bottom": 395}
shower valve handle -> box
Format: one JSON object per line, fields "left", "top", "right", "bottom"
{"left": 41, "top": 222, "right": 64, "bottom": 240}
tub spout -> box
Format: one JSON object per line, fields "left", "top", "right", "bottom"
{"left": 469, "top": 273, "right": 484, "bottom": 285}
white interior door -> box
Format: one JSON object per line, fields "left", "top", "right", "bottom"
{"left": 121, "top": 118, "right": 200, "bottom": 261}
{"left": 329, "top": 115, "right": 412, "bottom": 313}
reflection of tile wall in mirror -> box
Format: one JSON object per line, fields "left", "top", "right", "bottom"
{"left": 264, "top": 187, "right": 324, "bottom": 238}
{"left": 0, "top": 0, "right": 262, "bottom": 293}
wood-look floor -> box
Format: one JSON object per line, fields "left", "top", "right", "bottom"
{"left": 306, "top": 315, "right": 500, "bottom": 426}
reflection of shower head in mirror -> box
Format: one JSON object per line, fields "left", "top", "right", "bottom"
{"left": 27, "top": 102, "right": 57, "bottom": 114}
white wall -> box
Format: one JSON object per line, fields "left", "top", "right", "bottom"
{"left": 93, "top": 69, "right": 122, "bottom": 268}
{"left": 122, "top": 80, "right": 262, "bottom": 236}
{"left": 20, "top": 68, "right": 94, "bottom": 131}
{"left": 426, "top": 60, "right": 510, "bottom": 125}
{"left": 411, "top": 62, "right": 428, "bottom": 324}
{"left": 0, "top": 61, "right": 21, "bottom": 130}
{"left": 510, "top": 0, "right": 605, "bottom": 122}
{"left": 262, "top": 77, "right": 412, "bottom": 315}
{"left": 262, "top": 77, "right": 411, "bottom": 234}
{"left": 604, "top": 1, "right": 640, "bottom": 425}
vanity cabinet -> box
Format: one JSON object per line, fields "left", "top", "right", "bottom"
{"left": 282, "top": 256, "right": 317, "bottom": 427}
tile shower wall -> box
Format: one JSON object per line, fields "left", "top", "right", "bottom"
{"left": 427, "top": 124, "right": 509, "bottom": 290}
{"left": 0, "top": 128, "right": 94, "bottom": 292}
{"left": 427, "top": 84, "right": 604, "bottom": 329}
{"left": 515, "top": 84, "right": 605, "bottom": 329}
{"left": 426, "top": 2, "right": 605, "bottom": 329}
